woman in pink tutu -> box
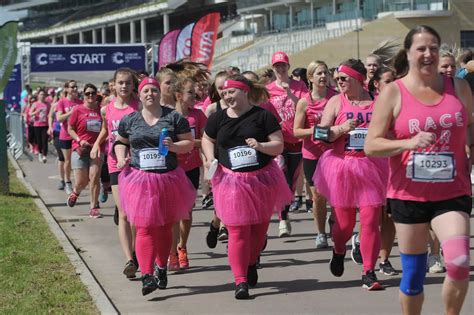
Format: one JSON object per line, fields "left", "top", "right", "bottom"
{"left": 313, "top": 59, "right": 388, "bottom": 290}
{"left": 202, "top": 74, "right": 292, "bottom": 300}
{"left": 114, "top": 77, "right": 196, "bottom": 296}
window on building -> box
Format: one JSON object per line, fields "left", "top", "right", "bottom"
{"left": 461, "top": 31, "right": 474, "bottom": 48}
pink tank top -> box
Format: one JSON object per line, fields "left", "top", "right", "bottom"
{"left": 302, "top": 89, "right": 337, "bottom": 160}
{"left": 387, "top": 77, "right": 471, "bottom": 201}
{"left": 333, "top": 93, "right": 374, "bottom": 157}
{"left": 106, "top": 99, "right": 139, "bottom": 174}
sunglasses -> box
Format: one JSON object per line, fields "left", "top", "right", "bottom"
{"left": 84, "top": 91, "right": 97, "bottom": 96}
{"left": 335, "top": 76, "right": 349, "bottom": 82}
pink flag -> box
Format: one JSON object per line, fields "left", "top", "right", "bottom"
{"left": 158, "top": 29, "right": 180, "bottom": 68}
{"left": 190, "top": 13, "right": 220, "bottom": 69}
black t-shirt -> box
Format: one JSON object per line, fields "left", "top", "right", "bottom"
{"left": 118, "top": 106, "right": 191, "bottom": 173}
{"left": 205, "top": 106, "right": 281, "bottom": 172}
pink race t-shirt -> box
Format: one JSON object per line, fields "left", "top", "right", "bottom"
{"left": 106, "top": 99, "right": 139, "bottom": 173}
{"left": 267, "top": 79, "right": 308, "bottom": 144}
{"left": 56, "top": 97, "right": 82, "bottom": 140}
{"left": 177, "top": 108, "right": 207, "bottom": 171}
{"left": 32, "top": 102, "right": 50, "bottom": 127}
{"left": 68, "top": 105, "right": 102, "bottom": 151}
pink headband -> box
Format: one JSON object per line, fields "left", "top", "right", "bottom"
{"left": 222, "top": 80, "right": 250, "bottom": 93}
{"left": 338, "top": 65, "right": 365, "bottom": 83}
{"left": 138, "top": 77, "right": 160, "bottom": 93}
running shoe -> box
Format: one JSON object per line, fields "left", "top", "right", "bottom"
{"left": 177, "top": 246, "right": 189, "bottom": 269}
{"left": 65, "top": 182, "right": 73, "bottom": 195}
{"left": 206, "top": 221, "right": 219, "bottom": 248}
{"left": 315, "top": 233, "right": 329, "bottom": 249}
{"left": 113, "top": 206, "right": 119, "bottom": 226}
{"left": 99, "top": 186, "right": 108, "bottom": 203}
{"left": 351, "top": 233, "right": 363, "bottom": 265}
{"left": 153, "top": 265, "right": 168, "bottom": 289}
{"left": 89, "top": 207, "right": 103, "bottom": 219}
{"left": 289, "top": 197, "right": 302, "bottom": 212}
{"left": 168, "top": 252, "right": 180, "bottom": 272}
{"left": 38, "top": 153, "right": 43, "bottom": 163}
{"left": 66, "top": 191, "right": 79, "bottom": 208}
{"left": 141, "top": 274, "right": 158, "bottom": 296}
{"left": 58, "top": 180, "right": 65, "bottom": 191}
{"left": 379, "top": 260, "right": 398, "bottom": 276}
{"left": 362, "top": 270, "right": 384, "bottom": 291}
{"left": 217, "top": 226, "right": 228, "bottom": 241}
{"left": 305, "top": 199, "right": 313, "bottom": 213}
{"left": 329, "top": 249, "right": 345, "bottom": 277}
{"left": 234, "top": 282, "right": 250, "bottom": 300}
{"left": 202, "top": 193, "right": 213, "bottom": 209}
{"left": 428, "top": 254, "right": 445, "bottom": 273}
{"left": 41, "top": 155, "right": 47, "bottom": 163}
{"left": 123, "top": 260, "right": 138, "bottom": 278}
{"left": 278, "top": 219, "right": 292, "bottom": 238}
{"left": 247, "top": 264, "right": 258, "bottom": 287}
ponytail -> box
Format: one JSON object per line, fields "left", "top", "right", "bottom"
{"left": 393, "top": 49, "right": 408, "bottom": 79}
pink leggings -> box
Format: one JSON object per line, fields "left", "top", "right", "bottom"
{"left": 332, "top": 206, "right": 381, "bottom": 273}
{"left": 227, "top": 221, "right": 270, "bottom": 285}
{"left": 135, "top": 223, "right": 173, "bottom": 275}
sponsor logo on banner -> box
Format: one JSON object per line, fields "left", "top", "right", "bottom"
{"left": 190, "top": 13, "right": 220, "bottom": 69}
{"left": 158, "top": 29, "right": 180, "bottom": 68}
{"left": 30, "top": 45, "right": 146, "bottom": 72}
{"left": 176, "top": 23, "right": 194, "bottom": 60}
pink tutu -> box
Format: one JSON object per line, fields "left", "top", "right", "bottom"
{"left": 119, "top": 167, "right": 196, "bottom": 227}
{"left": 211, "top": 161, "right": 292, "bottom": 226}
{"left": 313, "top": 150, "right": 388, "bottom": 208}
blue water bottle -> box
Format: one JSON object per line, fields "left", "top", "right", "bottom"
{"left": 159, "top": 128, "right": 169, "bottom": 156}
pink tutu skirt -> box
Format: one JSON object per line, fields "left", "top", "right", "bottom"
{"left": 211, "top": 161, "right": 292, "bottom": 226}
{"left": 313, "top": 150, "right": 388, "bottom": 208}
{"left": 119, "top": 167, "right": 196, "bottom": 227}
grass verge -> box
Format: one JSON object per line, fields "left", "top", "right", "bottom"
{"left": 0, "top": 164, "right": 98, "bottom": 314}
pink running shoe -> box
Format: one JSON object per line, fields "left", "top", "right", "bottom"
{"left": 168, "top": 252, "right": 180, "bottom": 271}
{"left": 89, "top": 207, "right": 103, "bottom": 219}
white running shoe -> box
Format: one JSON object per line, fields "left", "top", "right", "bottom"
{"left": 278, "top": 219, "right": 291, "bottom": 238}
{"left": 38, "top": 154, "right": 43, "bottom": 162}
{"left": 315, "top": 233, "right": 329, "bottom": 249}
{"left": 427, "top": 254, "right": 445, "bottom": 273}
{"left": 65, "top": 182, "right": 73, "bottom": 195}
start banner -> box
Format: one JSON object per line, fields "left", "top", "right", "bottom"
{"left": 30, "top": 44, "right": 146, "bottom": 73}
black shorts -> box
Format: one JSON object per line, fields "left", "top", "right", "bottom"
{"left": 388, "top": 195, "right": 472, "bottom": 224}
{"left": 59, "top": 139, "right": 72, "bottom": 150}
{"left": 101, "top": 157, "right": 110, "bottom": 183}
{"left": 53, "top": 132, "right": 65, "bottom": 161}
{"left": 185, "top": 167, "right": 200, "bottom": 190}
{"left": 110, "top": 171, "right": 120, "bottom": 186}
{"left": 303, "top": 158, "right": 318, "bottom": 187}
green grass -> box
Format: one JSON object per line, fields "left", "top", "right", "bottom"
{"left": 0, "top": 164, "right": 98, "bottom": 314}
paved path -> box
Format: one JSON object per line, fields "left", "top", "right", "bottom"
{"left": 16, "top": 155, "right": 474, "bottom": 314}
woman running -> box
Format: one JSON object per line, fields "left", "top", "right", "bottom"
{"left": 91, "top": 68, "right": 140, "bottom": 278}
{"left": 365, "top": 25, "right": 472, "bottom": 315}
{"left": 30, "top": 89, "right": 50, "bottom": 163}
{"left": 114, "top": 77, "right": 195, "bottom": 296}
{"left": 313, "top": 59, "right": 387, "bottom": 290}
{"left": 66, "top": 83, "right": 103, "bottom": 218}
{"left": 202, "top": 74, "right": 292, "bottom": 299}
{"left": 267, "top": 51, "right": 308, "bottom": 237}
{"left": 294, "top": 60, "right": 337, "bottom": 249}
{"left": 56, "top": 80, "right": 82, "bottom": 194}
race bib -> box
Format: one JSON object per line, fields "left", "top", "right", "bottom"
{"left": 228, "top": 146, "right": 258, "bottom": 170}
{"left": 346, "top": 128, "right": 368, "bottom": 150}
{"left": 86, "top": 120, "right": 101, "bottom": 133}
{"left": 139, "top": 149, "right": 166, "bottom": 170}
{"left": 411, "top": 152, "right": 455, "bottom": 182}
{"left": 38, "top": 109, "right": 47, "bottom": 123}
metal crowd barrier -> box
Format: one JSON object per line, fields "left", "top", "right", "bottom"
{"left": 6, "top": 111, "right": 25, "bottom": 160}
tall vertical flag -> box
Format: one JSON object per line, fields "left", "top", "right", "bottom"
{"left": 0, "top": 21, "right": 18, "bottom": 92}
{"left": 158, "top": 29, "right": 180, "bottom": 69}
{"left": 190, "top": 12, "right": 220, "bottom": 69}
{"left": 176, "top": 23, "right": 195, "bottom": 61}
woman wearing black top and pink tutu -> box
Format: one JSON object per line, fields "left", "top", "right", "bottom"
{"left": 202, "top": 75, "right": 292, "bottom": 299}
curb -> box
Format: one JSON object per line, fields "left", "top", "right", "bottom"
{"left": 8, "top": 152, "right": 119, "bottom": 315}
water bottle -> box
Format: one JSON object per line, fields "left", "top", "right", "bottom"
{"left": 158, "top": 128, "right": 169, "bottom": 156}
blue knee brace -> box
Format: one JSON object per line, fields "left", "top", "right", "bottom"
{"left": 399, "top": 252, "right": 427, "bottom": 296}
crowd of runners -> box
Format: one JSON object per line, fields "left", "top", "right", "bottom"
{"left": 18, "top": 25, "right": 474, "bottom": 314}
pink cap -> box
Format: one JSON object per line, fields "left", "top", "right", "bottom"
{"left": 271, "top": 51, "right": 289, "bottom": 65}
{"left": 138, "top": 77, "right": 160, "bottom": 93}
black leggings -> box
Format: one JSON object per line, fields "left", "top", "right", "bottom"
{"left": 53, "top": 131, "right": 65, "bottom": 161}
{"left": 34, "top": 126, "right": 48, "bottom": 156}
{"left": 281, "top": 150, "right": 303, "bottom": 220}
